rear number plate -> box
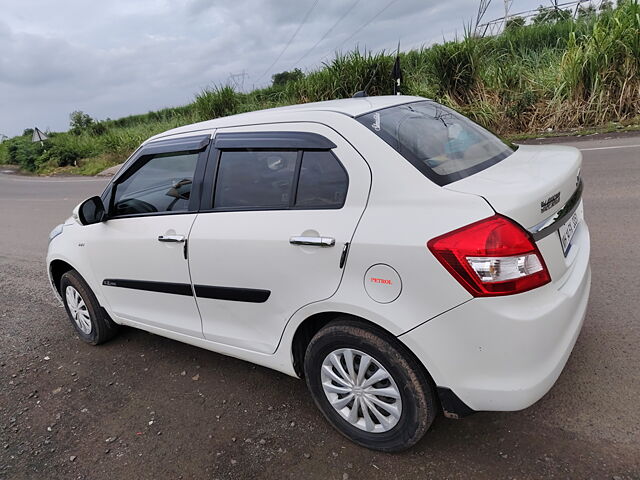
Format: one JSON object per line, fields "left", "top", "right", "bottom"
{"left": 558, "top": 210, "right": 580, "bottom": 256}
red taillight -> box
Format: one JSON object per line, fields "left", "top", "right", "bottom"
{"left": 427, "top": 215, "right": 551, "bottom": 297}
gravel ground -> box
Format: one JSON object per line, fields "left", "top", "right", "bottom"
{"left": 1, "top": 133, "right": 639, "bottom": 479}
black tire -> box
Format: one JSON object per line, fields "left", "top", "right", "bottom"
{"left": 304, "top": 319, "right": 437, "bottom": 452}
{"left": 60, "top": 270, "right": 119, "bottom": 345}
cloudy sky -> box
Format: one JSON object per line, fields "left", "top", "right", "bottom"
{"left": 0, "top": 0, "right": 543, "bottom": 137}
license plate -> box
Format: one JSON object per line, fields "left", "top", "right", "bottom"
{"left": 558, "top": 209, "right": 580, "bottom": 256}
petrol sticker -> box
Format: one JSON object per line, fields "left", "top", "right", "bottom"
{"left": 365, "top": 264, "right": 402, "bottom": 303}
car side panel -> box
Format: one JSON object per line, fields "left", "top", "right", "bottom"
{"left": 301, "top": 119, "right": 495, "bottom": 331}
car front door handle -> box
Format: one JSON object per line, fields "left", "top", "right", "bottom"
{"left": 289, "top": 236, "right": 335, "bottom": 247}
{"left": 158, "top": 234, "right": 186, "bottom": 243}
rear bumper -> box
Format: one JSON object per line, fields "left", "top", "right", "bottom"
{"left": 401, "top": 224, "right": 591, "bottom": 412}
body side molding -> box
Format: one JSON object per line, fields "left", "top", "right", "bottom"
{"left": 102, "top": 279, "right": 270, "bottom": 303}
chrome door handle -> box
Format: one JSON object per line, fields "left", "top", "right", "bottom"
{"left": 289, "top": 236, "right": 335, "bottom": 247}
{"left": 158, "top": 234, "right": 186, "bottom": 243}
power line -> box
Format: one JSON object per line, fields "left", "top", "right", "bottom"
{"left": 318, "top": 0, "right": 400, "bottom": 64}
{"left": 255, "top": 0, "right": 320, "bottom": 84}
{"left": 291, "top": 0, "right": 363, "bottom": 69}
{"left": 476, "top": 0, "right": 593, "bottom": 35}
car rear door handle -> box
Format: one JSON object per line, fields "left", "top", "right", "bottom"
{"left": 158, "top": 234, "right": 186, "bottom": 243}
{"left": 289, "top": 236, "right": 335, "bottom": 247}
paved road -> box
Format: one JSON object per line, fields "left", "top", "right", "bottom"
{"left": 0, "top": 173, "right": 108, "bottom": 262}
{"left": 1, "top": 133, "right": 639, "bottom": 479}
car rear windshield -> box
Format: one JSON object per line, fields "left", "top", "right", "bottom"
{"left": 357, "top": 101, "right": 513, "bottom": 186}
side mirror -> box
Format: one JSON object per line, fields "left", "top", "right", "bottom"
{"left": 77, "top": 196, "right": 106, "bottom": 225}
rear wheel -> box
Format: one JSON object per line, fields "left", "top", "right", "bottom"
{"left": 304, "top": 319, "right": 437, "bottom": 452}
{"left": 60, "top": 270, "right": 119, "bottom": 345}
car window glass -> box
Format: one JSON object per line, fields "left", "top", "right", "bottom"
{"left": 214, "top": 150, "right": 297, "bottom": 209}
{"left": 113, "top": 152, "right": 198, "bottom": 216}
{"left": 296, "top": 151, "right": 347, "bottom": 208}
{"left": 358, "top": 101, "right": 513, "bottom": 186}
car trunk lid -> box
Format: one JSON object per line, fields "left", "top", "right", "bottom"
{"left": 445, "top": 145, "right": 582, "bottom": 230}
{"left": 445, "top": 144, "right": 583, "bottom": 279}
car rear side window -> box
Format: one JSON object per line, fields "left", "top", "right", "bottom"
{"left": 214, "top": 150, "right": 297, "bottom": 209}
{"left": 357, "top": 101, "right": 513, "bottom": 186}
{"left": 112, "top": 152, "right": 198, "bottom": 216}
{"left": 296, "top": 151, "right": 347, "bottom": 208}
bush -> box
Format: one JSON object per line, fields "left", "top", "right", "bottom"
{"left": 39, "top": 144, "right": 83, "bottom": 167}
{"left": 0, "top": 142, "right": 8, "bottom": 165}
{"left": 557, "top": 0, "right": 640, "bottom": 123}
{"left": 2, "top": 135, "right": 44, "bottom": 170}
{"left": 194, "top": 85, "right": 239, "bottom": 121}
{"left": 89, "top": 122, "right": 109, "bottom": 136}
{"left": 287, "top": 50, "right": 395, "bottom": 103}
{"left": 428, "top": 36, "right": 483, "bottom": 103}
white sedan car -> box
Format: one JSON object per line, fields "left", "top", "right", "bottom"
{"left": 47, "top": 96, "right": 590, "bottom": 451}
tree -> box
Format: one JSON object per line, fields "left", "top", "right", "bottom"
{"left": 271, "top": 68, "right": 304, "bottom": 87}
{"left": 69, "top": 110, "right": 94, "bottom": 133}
{"left": 600, "top": 0, "right": 614, "bottom": 11}
{"left": 532, "top": 6, "right": 571, "bottom": 24}
{"left": 22, "top": 128, "right": 34, "bottom": 137}
{"left": 505, "top": 16, "right": 526, "bottom": 30}
{"left": 577, "top": 3, "right": 597, "bottom": 18}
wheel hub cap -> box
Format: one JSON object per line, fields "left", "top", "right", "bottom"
{"left": 65, "top": 286, "right": 92, "bottom": 335}
{"left": 320, "top": 348, "right": 402, "bottom": 433}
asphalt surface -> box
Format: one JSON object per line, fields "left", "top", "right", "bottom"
{"left": 1, "top": 133, "right": 639, "bottom": 479}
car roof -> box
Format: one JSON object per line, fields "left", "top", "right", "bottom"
{"left": 252, "top": 95, "right": 424, "bottom": 117}
{"left": 147, "top": 95, "right": 426, "bottom": 142}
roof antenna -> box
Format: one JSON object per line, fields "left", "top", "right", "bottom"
{"left": 352, "top": 62, "right": 380, "bottom": 98}
{"left": 392, "top": 40, "right": 402, "bottom": 95}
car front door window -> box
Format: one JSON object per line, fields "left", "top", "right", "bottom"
{"left": 112, "top": 152, "right": 199, "bottom": 216}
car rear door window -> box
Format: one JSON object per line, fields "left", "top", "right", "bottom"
{"left": 112, "top": 152, "right": 198, "bottom": 216}
{"left": 295, "top": 151, "right": 347, "bottom": 208}
{"left": 214, "top": 150, "right": 297, "bottom": 209}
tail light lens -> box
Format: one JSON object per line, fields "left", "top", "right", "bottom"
{"left": 427, "top": 215, "right": 551, "bottom": 297}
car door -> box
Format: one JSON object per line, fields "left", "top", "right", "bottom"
{"left": 187, "top": 123, "right": 371, "bottom": 354}
{"left": 85, "top": 134, "right": 211, "bottom": 337}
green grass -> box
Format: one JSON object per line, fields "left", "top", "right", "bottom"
{"left": 1, "top": 0, "right": 637, "bottom": 175}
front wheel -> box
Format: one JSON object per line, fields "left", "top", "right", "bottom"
{"left": 304, "top": 319, "right": 437, "bottom": 452}
{"left": 60, "top": 270, "right": 119, "bottom": 345}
